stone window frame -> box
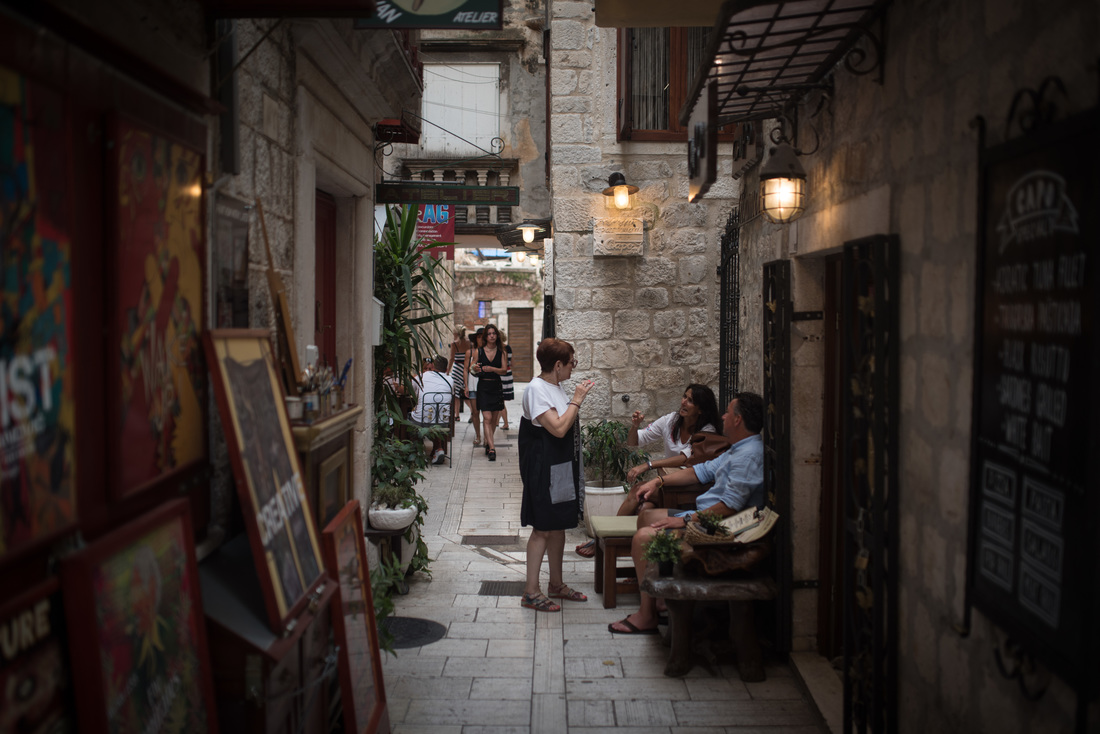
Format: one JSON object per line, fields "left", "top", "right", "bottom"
{"left": 616, "top": 27, "right": 739, "bottom": 143}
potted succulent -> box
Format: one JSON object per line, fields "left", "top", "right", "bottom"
{"left": 642, "top": 529, "right": 683, "bottom": 576}
{"left": 581, "top": 420, "right": 648, "bottom": 526}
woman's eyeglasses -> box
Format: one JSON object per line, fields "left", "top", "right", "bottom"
{"left": 568, "top": 358, "right": 578, "bottom": 367}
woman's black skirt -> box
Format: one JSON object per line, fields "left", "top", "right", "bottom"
{"left": 519, "top": 417, "right": 580, "bottom": 531}
{"left": 476, "top": 376, "right": 504, "bottom": 412}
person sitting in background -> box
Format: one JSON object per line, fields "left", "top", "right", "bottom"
{"left": 575, "top": 384, "right": 721, "bottom": 557}
{"left": 607, "top": 392, "right": 765, "bottom": 635}
{"left": 411, "top": 356, "right": 455, "bottom": 465}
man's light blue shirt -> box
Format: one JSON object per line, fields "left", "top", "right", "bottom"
{"left": 671, "top": 433, "right": 765, "bottom": 518}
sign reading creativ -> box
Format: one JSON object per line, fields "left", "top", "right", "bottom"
{"left": 377, "top": 182, "right": 519, "bottom": 206}
{"left": 355, "top": 0, "right": 502, "bottom": 29}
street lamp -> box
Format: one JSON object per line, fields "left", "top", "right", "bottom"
{"left": 602, "top": 172, "right": 638, "bottom": 210}
{"left": 516, "top": 222, "right": 543, "bottom": 243}
{"left": 759, "top": 144, "right": 807, "bottom": 224}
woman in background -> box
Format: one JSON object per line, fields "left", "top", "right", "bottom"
{"left": 447, "top": 327, "right": 470, "bottom": 422}
{"left": 465, "top": 328, "right": 485, "bottom": 446}
{"left": 519, "top": 338, "right": 595, "bottom": 611}
{"left": 472, "top": 324, "right": 506, "bottom": 460}
{"left": 499, "top": 329, "right": 515, "bottom": 430}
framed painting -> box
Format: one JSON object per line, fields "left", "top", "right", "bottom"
{"left": 0, "top": 578, "right": 76, "bottom": 734}
{"left": 204, "top": 329, "right": 326, "bottom": 632}
{"left": 59, "top": 500, "right": 217, "bottom": 733}
{"left": 318, "top": 448, "right": 348, "bottom": 530}
{"left": 0, "top": 65, "right": 77, "bottom": 561}
{"left": 108, "top": 114, "right": 207, "bottom": 500}
{"left": 321, "top": 500, "right": 389, "bottom": 734}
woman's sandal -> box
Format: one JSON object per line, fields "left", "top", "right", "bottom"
{"left": 520, "top": 592, "right": 560, "bottom": 612}
{"left": 575, "top": 540, "right": 596, "bottom": 558}
{"left": 487, "top": 449, "right": 496, "bottom": 461}
{"left": 473, "top": 437, "right": 482, "bottom": 446}
{"left": 548, "top": 583, "right": 587, "bottom": 602}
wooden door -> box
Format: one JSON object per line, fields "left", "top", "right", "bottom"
{"left": 314, "top": 190, "right": 336, "bottom": 368}
{"left": 507, "top": 307, "right": 534, "bottom": 381}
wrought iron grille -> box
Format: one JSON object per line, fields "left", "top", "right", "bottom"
{"left": 841, "top": 235, "right": 899, "bottom": 734}
{"left": 763, "top": 259, "right": 792, "bottom": 654}
{"left": 717, "top": 208, "right": 741, "bottom": 406}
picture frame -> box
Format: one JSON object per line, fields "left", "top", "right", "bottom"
{"left": 59, "top": 499, "right": 218, "bottom": 734}
{"left": 318, "top": 448, "right": 349, "bottom": 530}
{"left": 321, "top": 500, "right": 389, "bottom": 734}
{"left": 0, "top": 578, "right": 75, "bottom": 733}
{"left": 204, "top": 329, "right": 326, "bottom": 632}
{"left": 0, "top": 65, "right": 78, "bottom": 562}
{"left": 107, "top": 113, "right": 207, "bottom": 500}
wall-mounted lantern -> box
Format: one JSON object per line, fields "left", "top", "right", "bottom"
{"left": 516, "top": 221, "right": 544, "bottom": 243}
{"left": 759, "top": 143, "right": 807, "bottom": 224}
{"left": 602, "top": 172, "right": 638, "bottom": 210}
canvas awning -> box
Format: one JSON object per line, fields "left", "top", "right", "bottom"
{"left": 679, "top": 0, "right": 890, "bottom": 127}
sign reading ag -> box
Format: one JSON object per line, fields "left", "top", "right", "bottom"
{"left": 355, "top": 0, "right": 502, "bottom": 29}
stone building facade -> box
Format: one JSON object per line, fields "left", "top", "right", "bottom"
{"left": 547, "top": 4, "right": 742, "bottom": 421}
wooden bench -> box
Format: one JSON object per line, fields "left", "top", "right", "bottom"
{"left": 590, "top": 515, "right": 639, "bottom": 609}
{"left": 641, "top": 562, "right": 776, "bottom": 680}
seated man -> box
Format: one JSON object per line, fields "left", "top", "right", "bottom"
{"left": 410, "top": 355, "right": 455, "bottom": 464}
{"left": 607, "top": 391, "right": 765, "bottom": 635}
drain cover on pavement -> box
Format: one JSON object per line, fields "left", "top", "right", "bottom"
{"left": 462, "top": 535, "right": 518, "bottom": 545}
{"left": 478, "top": 580, "right": 527, "bottom": 596}
{"left": 380, "top": 617, "right": 447, "bottom": 648}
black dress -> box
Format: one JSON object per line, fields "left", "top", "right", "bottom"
{"left": 475, "top": 347, "right": 505, "bottom": 411}
{"left": 519, "top": 417, "right": 581, "bottom": 531}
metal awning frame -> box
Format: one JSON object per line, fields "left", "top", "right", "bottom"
{"left": 679, "top": 0, "right": 891, "bottom": 129}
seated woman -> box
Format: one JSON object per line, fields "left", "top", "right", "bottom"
{"left": 575, "top": 384, "right": 721, "bottom": 557}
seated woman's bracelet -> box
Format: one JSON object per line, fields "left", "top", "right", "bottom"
{"left": 568, "top": 401, "right": 581, "bottom": 408}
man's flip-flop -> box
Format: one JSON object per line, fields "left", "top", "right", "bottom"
{"left": 608, "top": 618, "right": 658, "bottom": 635}
{"left": 575, "top": 540, "right": 596, "bottom": 558}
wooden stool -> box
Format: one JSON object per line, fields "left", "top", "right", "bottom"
{"left": 590, "top": 515, "right": 638, "bottom": 609}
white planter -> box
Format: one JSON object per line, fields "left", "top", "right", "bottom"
{"left": 582, "top": 484, "right": 628, "bottom": 538}
{"left": 367, "top": 504, "right": 417, "bottom": 531}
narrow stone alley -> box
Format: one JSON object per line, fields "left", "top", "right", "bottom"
{"left": 381, "top": 385, "right": 828, "bottom": 733}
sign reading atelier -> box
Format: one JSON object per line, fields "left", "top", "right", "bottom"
{"left": 968, "top": 108, "right": 1098, "bottom": 682}
{"left": 354, "top": 0, "right": 502, "bottom": 29}
{"left": 377, "top": 183, "right": 519, "bottom": 206}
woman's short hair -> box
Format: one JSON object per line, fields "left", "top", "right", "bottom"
{"left": 535, "top": 338, "right": 574, "bottom": 373}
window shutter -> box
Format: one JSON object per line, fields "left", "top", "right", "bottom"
{"left": 616, "top": 28, "right": 632, "bottom": 141}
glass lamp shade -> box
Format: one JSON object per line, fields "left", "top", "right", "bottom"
{"left": 602, "top": 172, "right": 638, "bottom": 210}
{"left": 760, "top": 176, "right": 806, "bottom": 224}
{"left": 516, "top": 223, "right": 542, "bottom": 243}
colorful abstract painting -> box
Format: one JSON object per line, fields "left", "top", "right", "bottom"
{"left": 90, "top": 512, "right": 210, "bottom": 733}
{"left": 113, "top": 118, "right": 205, "bottom": 498}
{"left": 0, "top": 65, "right": 76, "bottom": 559}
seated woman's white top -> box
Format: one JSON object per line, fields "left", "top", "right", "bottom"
{"left": 522, "top": 376, "right": 568, "bottom": 427}
{"left": 637, "top": 412, "right": 717, "bottom": 459}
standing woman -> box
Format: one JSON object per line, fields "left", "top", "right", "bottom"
{"left": 520, "top": 338, "right": 595, "bottom": 611}
{"left": 498, "top": 329, "right": 515, "bottom": 430}
{"left": 447, "top": 328, "right": 471, "bottom": 421}
{"left": 465, "top": 329, "right": 484, "bottom": 446}
{"left": 472, "top": 324, "right": 506, "bottom": 460}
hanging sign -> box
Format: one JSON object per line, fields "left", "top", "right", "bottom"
{"left": 354, "top": 0, "right": 502, "bottom": 29}
{"left": 377, "top": 182, "right": 519, "bottom": 206}
{"left": 416, "top": 204, "right": 455, "bottom": 260}
{"left": 968, "top": 107, "right": 1099, "bottom": 684}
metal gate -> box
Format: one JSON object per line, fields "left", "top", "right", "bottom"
{"left": 841, "top": 234, "right": 899, "bottom": 733}
{"left": 763, "top": 259, "right": 793, "bottom": 654}
{"left": 717, "top": 208, "right": 741, "bottom": 405}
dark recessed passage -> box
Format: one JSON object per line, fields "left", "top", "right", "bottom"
{"left": 462, "top": 535, "right": 519, "bottom": 545}
{"left": 478, "top": 580, "right": 527, "bottom": 596}
{"left": 379, "top": 617, "right": 447, "bottom": 649}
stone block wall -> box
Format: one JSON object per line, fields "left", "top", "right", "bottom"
{"left": 548, "top": 2, "right": 742, "bottom": 423}
{"left": 731, "top": 0, "right": 1099, "bottom": 729}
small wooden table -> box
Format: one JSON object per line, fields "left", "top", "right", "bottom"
{"left": 641, "top": 563, "right": 776, "bottom": 680}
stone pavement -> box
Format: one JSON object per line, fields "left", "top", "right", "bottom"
{"left": 381, "top": 384, "right": 826, "bottom": 734}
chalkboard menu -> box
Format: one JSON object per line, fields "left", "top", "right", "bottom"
{"left": 969, "top": 108, "right": 1098, "bottom": 683}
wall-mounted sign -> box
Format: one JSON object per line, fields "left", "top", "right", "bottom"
{"left": 967, "top": 107, "right": 1098, "bottom": 685}
{"left": 687, "top": 80, "right": 717, "bottom": 203}
{"left": 377, "top": 182, "right": 519, "bottom": 206}
{"left": 593, "top": 219, "right": 643, "bottom": 257}
{"left": 416, "top": 204, "right": 455, "bottom": 260}
{"left": 732, "top": 120, "right": 763, "bottom": 181}
{"left": 354, "top": 0, "right": 502, "bottom": 29}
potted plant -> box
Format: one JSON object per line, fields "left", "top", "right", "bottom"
{"left": 643, "top": 529, "right": 682, "bottom": 576}
{"left": 693, "top": 510, "right": 730, "bottom": 537}
{"left": 581, "top": 420, "right": 648, "bottom": 527}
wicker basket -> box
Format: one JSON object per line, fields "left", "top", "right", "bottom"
{"left": 684, "top": 521, "right": 743, "bottom": 546}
